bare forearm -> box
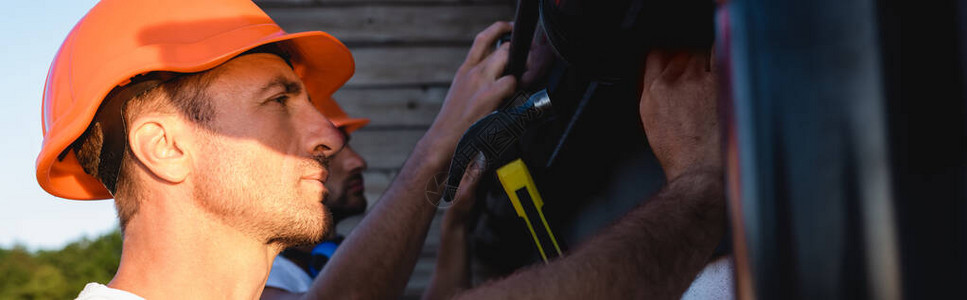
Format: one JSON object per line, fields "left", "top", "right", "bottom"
{"left": 457, "top": 171, "right": 725, "bottom": 299}
{"left": 308, "top": 21, "right": 515, "bottom": 298}
{"left": 422, "top": 220, "right": 471, "bottom": 300}
{"left": 310, "top": 136, "right": 453, "bottom": 299}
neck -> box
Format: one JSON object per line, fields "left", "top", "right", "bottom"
{"left": 108, "top": 191, "right": 280, "bottom": 300}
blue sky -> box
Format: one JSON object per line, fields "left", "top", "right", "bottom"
{"left": 0, "top": 0, "right": 118, "bottom": 250}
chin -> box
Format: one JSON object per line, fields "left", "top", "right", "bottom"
{"left": 268, "top": 207, "right": 332, "bottom": 248}
{"left": 308, "top": 208, "right": 334, "bottom": 243}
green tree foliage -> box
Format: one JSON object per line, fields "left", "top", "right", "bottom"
{"left": 0, "top": 229, "right": 122, "bottom": 299}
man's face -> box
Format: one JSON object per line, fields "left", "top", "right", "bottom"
{"left": 325, "top": 133, "right": 368, "bottom": 221}
{"left": 188, "top": 53, "right": 344, "bottom": 247}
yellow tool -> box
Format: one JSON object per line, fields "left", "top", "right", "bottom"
{"left": 496, "top": 159, "right": 563, "bottom": 262}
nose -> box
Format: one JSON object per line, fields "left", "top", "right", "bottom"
{"left": 340, "top": 145, "right": 368, "bottom": 173}
{"left": 300, "top": 103, "right": 345, "bottom": 159}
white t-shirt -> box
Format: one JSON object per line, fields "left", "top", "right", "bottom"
{"left": 681, "top": 255, "right": 735, "bottom": 300}
{"left": 74, "top": 257, "right": 313, "bottom": 299}
{"left": 75, "top": 283, "right": 144, "bottom": 300}
{"left": 265, "top": 255, "right": 314, "bottom": 293}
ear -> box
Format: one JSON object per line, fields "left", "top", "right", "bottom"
{"left": 127, "top": 116, "right": 190, "bottom": 184}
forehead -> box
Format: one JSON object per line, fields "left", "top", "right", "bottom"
{"left": 208, "top": 53, "right": 303, "bottom": 91}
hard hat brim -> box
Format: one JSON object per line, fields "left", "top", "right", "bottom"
{"left": 334, "top": 117, "right": 370, "bottom": 134}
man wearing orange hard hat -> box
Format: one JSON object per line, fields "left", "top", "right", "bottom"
{"left": 40, "top": 0, "right": 727, "bottom": 299}
{"left": 40, "top": 0, "right": 515, "bottom": 298}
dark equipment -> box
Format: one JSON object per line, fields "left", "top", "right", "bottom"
{"left": 442, "top": 0, "right": 715, "bottom": 202}
{"left": 441, "top": 0, "right": 967, "bottom": 297}
{"left": 440, "top": 0, "right": 717, "bottom": 279}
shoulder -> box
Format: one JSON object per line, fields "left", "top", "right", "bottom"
{"left": 266, "top": 256, "right": 314, "bottom": 293}
{"left": 75, "top": 283, "right": 144, "bottom": 300}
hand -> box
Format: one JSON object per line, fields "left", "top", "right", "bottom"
{"left": 442, "top": 153, "right": 485, "bottom": 229}
{"left": 428, "top": 22, "right": 518, "bottom": 145}
{"left": 639, "top": 50, "right": 721, "bottom": 181}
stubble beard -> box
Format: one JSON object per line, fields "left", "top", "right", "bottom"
{"left": 192, "top": 153, "right": 332, "bottom": 249}
{"left": 327, "top": 193, "right": 367, "bottom": 222}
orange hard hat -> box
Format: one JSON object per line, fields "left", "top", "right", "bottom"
{"left": 319, "top": 98, "right": 370, "bottom": 135}
{"left": 37, "top": 0, "right": 364, "bottom": 200}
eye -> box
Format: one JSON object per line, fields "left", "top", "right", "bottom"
{"left": 270, "top": 94, "right": 290, "bottom": 105}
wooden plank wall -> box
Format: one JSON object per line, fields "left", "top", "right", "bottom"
{"left": 255, "top": 1, "right": 515, "bottom": 298}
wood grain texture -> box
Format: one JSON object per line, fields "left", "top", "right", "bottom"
{"left": 348, "top": 129, "right": 427, "bottom": 170}
{"left": 347, "top": 46, "right": 468, "bottom": 87}
{"left": 333, "top": 86, "right": 447, "bottom": 127}
{"left": 263, "top": 5, "right": 514, "bottom": 45}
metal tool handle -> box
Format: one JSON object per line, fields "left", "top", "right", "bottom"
{"left": 503, "top": 0, "right": 540, "bottom": 81}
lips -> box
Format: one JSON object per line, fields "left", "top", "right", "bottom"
{"left": 302, "top": 169, "right": 330, "bottom": 184}
{"left": 302, "top": 169, "right": 330, "bottom": 202}
{"left": 344, "top": 175, "right": 364, "bottom": 194}
{"left": 347, "top": 179, "right": 364, "bottom": 194}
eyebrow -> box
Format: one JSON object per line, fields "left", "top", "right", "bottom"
{"left": 258, "top": 75, "right": 303, "bottom": 96}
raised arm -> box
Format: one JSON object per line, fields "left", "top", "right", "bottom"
{"left": 454, "top": 50, "right": 725, "bottom": 300}
{"left": 421, "top": 154, "right": 485, "bottom": 300}
{"left": 304, "top": 22, "right": 516, "bottom": 299}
